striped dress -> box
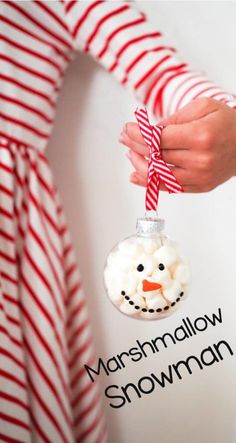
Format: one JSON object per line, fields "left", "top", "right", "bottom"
{"left": 1, "top": 1, "right": 236, "bottom": 442}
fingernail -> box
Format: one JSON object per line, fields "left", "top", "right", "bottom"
{"left": 119, "top": 133, "right": 125, "bottom": 143}
{"left": 130, "top": 174, "right": 138, "bottom": 184}
{"left": 119, "top": 130, "right": 129, "bottom": 143}
{"left": 123, "top": 123, "right": 127, "bottom": 134}
{"left": 126, "top": 150, "right": 132, "bottom": 160}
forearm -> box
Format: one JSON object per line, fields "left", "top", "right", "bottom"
{"left": 63, "top": 1, "right": 236, "bottom": 118}
{"left": 117, "top": 7, "right": 236, "bottom": 118}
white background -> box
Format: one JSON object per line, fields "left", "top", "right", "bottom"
{"left": 47, "top": 2, "right": 236, "bottom": 442}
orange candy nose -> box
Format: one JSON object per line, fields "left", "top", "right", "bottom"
{"left": 142, "top": 279, "right": 162, "bottom": 292}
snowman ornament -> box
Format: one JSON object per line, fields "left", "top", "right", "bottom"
{"left": 104, "top": 107, "right": 191, "bottom": 320}
{"left": 104, "top": 216, "right": 190, "bottom": 320}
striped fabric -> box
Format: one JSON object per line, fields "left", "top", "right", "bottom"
{"left": 63, "top": 0, "right": 236, "bottom": 115}
{"left": 0, "top": 1, "right": 235, "bottom": 442}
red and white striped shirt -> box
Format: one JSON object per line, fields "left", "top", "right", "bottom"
{"left": 0, "top": 1, "right": 235, "bottom": 443}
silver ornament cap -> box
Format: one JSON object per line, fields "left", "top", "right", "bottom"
{"left": 136, "top": 215, "right": 165, "bottom": 235}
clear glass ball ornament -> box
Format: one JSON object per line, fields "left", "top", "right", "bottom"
{"left": 104, "top": 215, "right": 191, "bottom": 320}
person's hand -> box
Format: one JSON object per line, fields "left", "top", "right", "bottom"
{"left": 119, "top": 98, "right": 236, "bottom": 192}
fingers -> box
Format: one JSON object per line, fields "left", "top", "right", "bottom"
{"left": 167, "top": 165, "right": 192, "bottom": 186}
{"left": 130, "top": 172, "right": 146, "bottom": 187}
{"left": 122, "top": 121, "right": 193, "bottom": 150}
{"left": 119, "top": 130, "right": 149, "bottom": 157}
{"left": 121, "top": 119, "right": 198, "bottom": 151}
{"left": 122, "top": 129, "right": 192, "bottom": 169}
{"left": 120, "top": 122, "right": 195, "bottom": 156}
{"left": 122, "top": 122, "right": 144, "bottom": 145}
{"left": 127, "top": 150, "right": 193, "bottom": 186}
{"left": 122, "top": 96, "right": 220, "bottom": 145}
{"left": 161, "top": 148, "right": 189, "bottom": 169}
{"left": 121, "top": 98, "right": 224, "bottom": 153}
{"left": 129, "top": 170, "right": 201, "bottom": 193}
{"left": 120, "top": 97, "right": 226, "bottom": 156}
{"left": 127, "top": 150, "right": 148, "bottom": 177}
{"left": 160, "top": 123, "right": 197, "bottom": 150}
{"left": 160, "top": 97, "right": 221, "bottom": 126}
{"left": 127, "top": 150, "right": 203, "bottom": 193}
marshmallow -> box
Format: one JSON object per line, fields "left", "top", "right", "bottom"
{"left": 119, "top": 238, "right": 143, "bottom": 258}
{"left": 140, "top": 310, "right": 160, "bottom": 320}
{"left": 108, "top": 252, "right": 134, "bottom": 274}
{"left": 163, "top": 280, "right": 183, "bottom": 303}
{"left": 162, "top": 236, "right": 177, "bottom": 247}
{"left": 137, "top": 278, "right": 162, "bottom": 299}
{"left": 120, "top": 273, "right": 138, "bottom": 296}
{"left": 120, "top": 301, "right": 137, "bottom": 316}
{"left": 174, "top": 263, "right": 191, "bottom": 285}
{"left": 151, "top": 268, "right": 172, "bottom": 289}
{"left": 133, "top": 254, "right": 157, "bottom": 280}
{"left": 108, "top": 290, "right": 123, "bottom": 304}
{"left": 107, "top": 252, "right": 118, "bottom": 268}
{"left": 131, "top": 294, "right": 146, "bottom": 309}
{"left": 108, "top": 273, "right": 138, "bottom": 298}
{"left": 154, "top": 245, "right": 179, "bottom": 267}
{"left": 146, "top": 294, "right": 166, "bottom": 310}
{"left": 118, "top": 237, "right": 134, "bottom": 250}
{"left": 104, "top": 268, "right": 123, "bottom": 297}
{"left": 137, "top": 237, "right": 162, "bottom": 254}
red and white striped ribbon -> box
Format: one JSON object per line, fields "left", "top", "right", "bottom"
{"left": 135, "top": 108, "right": 184, "bottom": 211}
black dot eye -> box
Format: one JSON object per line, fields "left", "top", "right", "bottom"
{"left": 158, "top": 263, "right": 165, "bottom": 271}
{"left": 137, "top": 264, "right": 144, "bottom": 272}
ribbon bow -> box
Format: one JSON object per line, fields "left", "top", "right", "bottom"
{"left": 135, "top": 108, "right": 184, "bottom": 211}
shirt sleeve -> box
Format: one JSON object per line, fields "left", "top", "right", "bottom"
{"left": 62, "top": 0, "right": 236, "bottom": 118}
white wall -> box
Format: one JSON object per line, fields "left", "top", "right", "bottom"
{"left": 47, "top": 2, "right": 236, "bottom": 442}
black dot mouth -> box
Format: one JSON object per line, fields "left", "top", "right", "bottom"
{"left": 120, "top": 290, "right": 185, "bottom": 314}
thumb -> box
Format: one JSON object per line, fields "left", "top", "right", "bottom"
{"left": 159, "top": 97, "right": 220, "bottom": 126}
